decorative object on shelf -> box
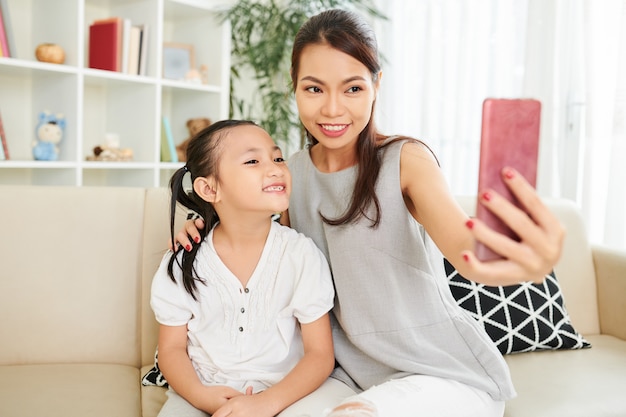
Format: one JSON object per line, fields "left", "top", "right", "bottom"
{"left": 86, "top": 133, "right": 133, "bottom": 162}
{"left": 162, "top": 42, "right": 195, "bottom": 81}
{"left": 32, "top": 111, "right": 65, "bottom": 161}
{"left": 219, "top": 0, "right": 385, "bottom": 149}
{"left": 184, "top": 67, "right": 201, "bottom": 84}
{"left": 200, "top": 64, "right": 209, "bottom": 85}
{"left": 176, "top": 117, "right": 212, "bottom": 162}
{"left": 35, "top": 43, "right": 65, "bottom": 64}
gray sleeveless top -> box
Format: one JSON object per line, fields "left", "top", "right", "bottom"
{"left": 288, "top": 139, "right": 516, "bottom": 401}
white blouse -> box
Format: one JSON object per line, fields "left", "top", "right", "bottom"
{"left": 151, "top": 221, "right": 334, "bottom": 393}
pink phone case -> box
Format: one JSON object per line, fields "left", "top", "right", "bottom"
{"left": 475, "top": 98, "right": 541, "bottom": 261}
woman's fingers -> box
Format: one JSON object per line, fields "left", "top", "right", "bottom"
{"left": 170, "top": 218, "right": 205, "bottom": 252}
{"left": 467, "top": 167, "right": 565, "bottom": 284}
{"left": 502, "top": 167, "right": 565, "bottom": 263}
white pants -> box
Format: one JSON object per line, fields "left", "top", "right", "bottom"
{"left": 157, "top": 388, "right": 208, "bottom": 417}
{"left": 279, "top": 375, "right": 505, "bottom": 417}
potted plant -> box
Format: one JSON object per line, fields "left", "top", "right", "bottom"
{"left": 219, "top": 0, "right": 385, "bottom": 151}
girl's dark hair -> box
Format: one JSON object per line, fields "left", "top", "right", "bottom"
{"left": 167, "top": 119, "right": 257, "bottom": 300}
{"left": 290, "top": 9, "right": 391, "bottom": 227}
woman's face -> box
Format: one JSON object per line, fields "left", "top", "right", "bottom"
{"left": 294, "top": 43, "right": 380, "bottom": 152}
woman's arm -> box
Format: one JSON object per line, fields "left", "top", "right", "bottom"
{"left": 212, "top": 314, "right": 335, "bottom": 417}
{"left": 399, "top": 141, "right": 564, "bottom": 286}
{"left": 158, "top": 324, "right": 243, "bottom": 413}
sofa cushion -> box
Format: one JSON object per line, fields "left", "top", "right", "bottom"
{"left": 445, "top": 259, "right": 590, "bottom": 354}
{"left": 503, "top": 334, "right": 626, "bottom": 417}
{"left": 0, "top": 186, "right": 145, "bottom": 366}
{"left": 0, "top": 364, "right": 141, "bottom": 417}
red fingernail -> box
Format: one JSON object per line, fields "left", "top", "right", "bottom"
{"left": 465, "top": 219, "right": 474, "bottom": 229}
{"left": 463, "top": 253, "right": 470, "bottom": 262}
{"left": 185, "top": 244, "right": 191, "bottom": 251}
{"left": 504, "top": 168, "right": 515, "bottom": 179}
{"left": 481, "top": 191, "right": 492, "bottom": 202}
{"left": 194, "top": 236, "right": 200, "bottom": 243}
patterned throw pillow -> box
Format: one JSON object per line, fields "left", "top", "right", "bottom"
{"left": 445, "top": 259, "right": 591, "bottom": 355}
{"left": 141, "top": 348, "right": 168, "bottom": 388}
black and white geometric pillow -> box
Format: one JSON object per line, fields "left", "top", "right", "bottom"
{"left": 445, "top": 259, "right": 591, "bottom": 355}
{"left": 141, "top": 348, "right": 169, "bottom": 388}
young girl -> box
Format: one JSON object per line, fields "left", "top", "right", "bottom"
{"left": 151, "top": 120, "right": 335, "bottom": 417}
{"left": 175, "top": 10, "right": 565, "bottom": 417}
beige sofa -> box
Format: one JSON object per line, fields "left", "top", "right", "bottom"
{"left": 0, "top": 186, "right": 624, "bottom": 417}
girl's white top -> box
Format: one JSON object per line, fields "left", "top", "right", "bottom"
{"left": 151, "top": 221, "right": 334, "bottom": 393}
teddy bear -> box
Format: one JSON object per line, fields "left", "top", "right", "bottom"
{"left": 176, "top": 117, "right": 212, "bottom": 162}
{"left": 32, "top": 111, "right": 66, "bottom": 161}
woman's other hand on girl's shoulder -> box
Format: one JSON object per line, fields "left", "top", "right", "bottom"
{"left": 170, "top": 217, "right": 205, "bottom": 252}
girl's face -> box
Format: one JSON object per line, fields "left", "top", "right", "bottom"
{"left": 213, "top": 125, "right": 291, "bottom": 215}
{"left": 294, "top": 43, "right": 380, "bottom": 152}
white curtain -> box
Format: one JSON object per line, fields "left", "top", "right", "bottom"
{"left": 374, "top": 0, "right": 626, "bottom": 250}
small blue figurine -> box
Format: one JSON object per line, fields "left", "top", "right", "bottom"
{"left": 33, "top": 111, "right": 66, "bottom": 161}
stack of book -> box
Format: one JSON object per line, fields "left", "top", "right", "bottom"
{"left": 0, "top": 0, "right": 15, "bottom": 58}
{"left": 88, "top": 17, "right": 148, "bottom": 75}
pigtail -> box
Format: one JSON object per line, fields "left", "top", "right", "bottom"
{"left": 165, "top": 119, "right": 256, "bottom": 300}
{"left": 166, "top": 166, "right": 207, "bottom": 301}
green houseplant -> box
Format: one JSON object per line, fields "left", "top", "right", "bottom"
{"left": 219, "top": 0, "right": 385, "bottom": 151}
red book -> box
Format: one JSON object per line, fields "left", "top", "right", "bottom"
{"left": 475, "top": 98, "right": 541, "bottom": 261}
{"left": 89, "top": 17, "right": 122, "bottom": 72}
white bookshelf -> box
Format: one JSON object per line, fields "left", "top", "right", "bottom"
{"left": 0, "top": 0, "right": 231, "bottom": 187}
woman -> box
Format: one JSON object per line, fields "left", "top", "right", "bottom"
{"left": 176, "top": 9, "right": 564, "bottom": 417}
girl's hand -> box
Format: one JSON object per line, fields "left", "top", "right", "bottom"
{"left": 169, "top": 217, "right": 205, "bottom": 251}
{"left": 462, "top": 167, "right": 565, "bottom": 285}
{"left": 211, "top": 391, "right": 276, "bottom": 417}
{"left": 194, "top": 385, "right": 246, "bottom": 414}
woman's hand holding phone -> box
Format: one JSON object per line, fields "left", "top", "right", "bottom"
{"left": 466, "top": 98, "right": 565, "bottom": 283}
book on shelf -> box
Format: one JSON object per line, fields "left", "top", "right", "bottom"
{"left": 121, "top": 18, "right": 131, "bottom": 73}
{"left": 127, "top": 25, "right": 142, "bottom": 75}
{"left": 161, "top": 117, "right": 178, "bottom": 163}
{"left": 0, "top": 0, "right": 15, "bottom": 57}
{"left": 0, "top": 4, "right": 8, "bottom": 57}
{"left": 138, "top": 24, "right": 149, "bottom": 76}
{"left": 89, "top": 17, "right": 123, "bottom": 72}
{"left": 0, "top": 110, "right": 9, "bottom": 160}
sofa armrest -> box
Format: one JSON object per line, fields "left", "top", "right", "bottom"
{"left": 592, "top": 244, "right": 626, "bottom": 341}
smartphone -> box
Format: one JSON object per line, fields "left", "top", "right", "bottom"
{"left": 475, "top": 98, "right": 541, "bottom": 261}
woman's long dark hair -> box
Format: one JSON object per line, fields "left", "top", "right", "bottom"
{"left": 167, "top": 119, "right": 257, "bottom": 300}
{"left": 291, "top": 9, "right": 391, "bottom": 227}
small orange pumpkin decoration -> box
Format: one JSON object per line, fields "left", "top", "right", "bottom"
{"left": 35, "top": 43, "right": 65, "bottom": 64}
